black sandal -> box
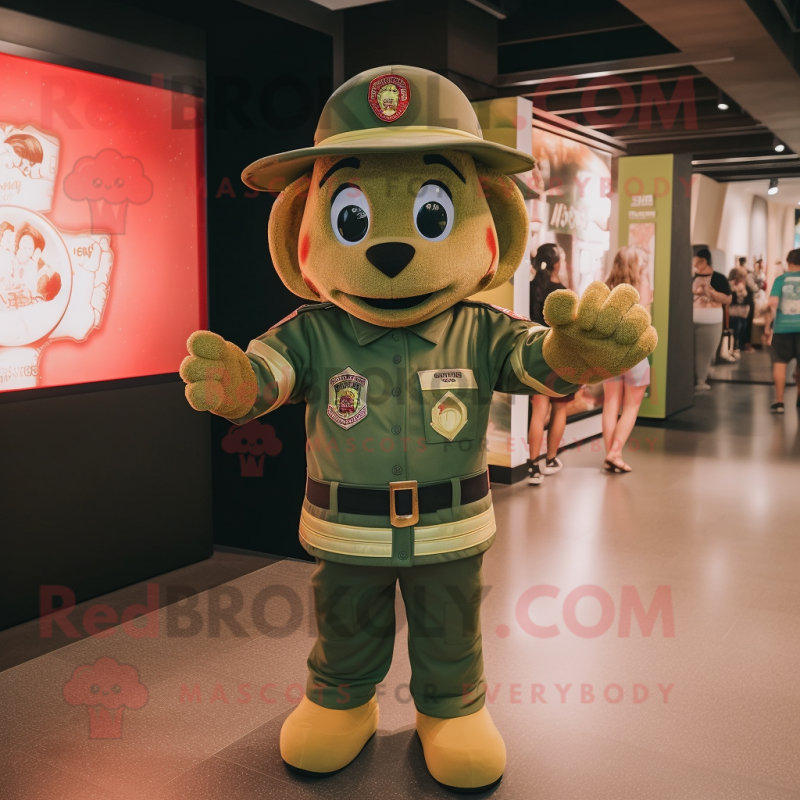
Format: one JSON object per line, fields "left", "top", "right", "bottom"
{"left": 770, "top": 402, "right": 785, "bottom": 414}
{"left": 604, "top": 459, "right": 631, "bottom": 473}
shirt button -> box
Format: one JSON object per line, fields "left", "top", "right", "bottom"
{"left": 391, "top": 425, "right": 401, "bottom": 435}
{"left": 393, "top": 355, "right": 401, "bottom": 364}
{"left": 392, "top": 332, "right": 402, "bottom": 341}
{"left": 392, "top": 465, "right": 402, "bottom": 475}
{"left": 392, "top": 387, "right": 401, "bottom": 396}
{"left": 398, "top": 550, "right": 408, "bottom": 560}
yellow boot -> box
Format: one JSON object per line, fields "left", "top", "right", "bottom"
{"left": 416, "top": 706, "right": 506, "bottom": 792}
{"left": 280, "top": 696, "right": 379, "bottom": 775}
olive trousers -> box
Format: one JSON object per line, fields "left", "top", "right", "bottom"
{"left": 306, "top": 553, "right": 486, "bottom": 718}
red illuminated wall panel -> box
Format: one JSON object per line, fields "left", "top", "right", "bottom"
{"left": 0, "top": 51, "right": 206, "bottom": 392}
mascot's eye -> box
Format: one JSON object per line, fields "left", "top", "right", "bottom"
{"left": 330, "top": 184, "right": 371, "bottom": 246}
{"left": 413, "top": 181, "right": 454, "bottom": 241}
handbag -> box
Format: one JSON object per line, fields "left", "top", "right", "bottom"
{"left": 717, "top": 327, "right": 736, "bottom": 362}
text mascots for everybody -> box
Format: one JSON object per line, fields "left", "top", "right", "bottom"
{"left": 180, "top": 66, "right": 656, "bottom": 792}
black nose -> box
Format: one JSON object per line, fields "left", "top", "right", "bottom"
{"left": 365, "top": 242, "right": 415, "bottom": 278}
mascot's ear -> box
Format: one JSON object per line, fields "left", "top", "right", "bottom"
{"left": 475, "top": 163, "right": 530, "bottom": 292}
{"left": 267, "top": 172, "right": 320, "bottom": 302}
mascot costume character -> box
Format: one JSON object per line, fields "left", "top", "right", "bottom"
{"left": 180, "top": 66, "right": 656, "bottom": 792}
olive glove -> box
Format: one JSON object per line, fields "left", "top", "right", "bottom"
{"left": 542, "top": 282, "right": 657, "bottom": 385}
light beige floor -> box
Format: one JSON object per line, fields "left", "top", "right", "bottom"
{"left": 708, "top": 346, "right": 779, "bottom": 384}
{"left": 1, "top": 381, "right": 798, "bottom": 799}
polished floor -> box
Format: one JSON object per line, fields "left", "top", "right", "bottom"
{"left": 0, "top": 549, "right": 279, "bottom": 673}
{"left": 708, "top": 345, "right": 786, "bottom": 385}
{"left": 1, "top": 382, "right": 799, "bottom": 799}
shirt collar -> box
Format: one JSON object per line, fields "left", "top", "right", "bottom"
{"left": 348, "top": 306, "right": 454, "bottom": 346}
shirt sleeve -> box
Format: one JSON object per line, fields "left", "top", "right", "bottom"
{"left": 227, "top": 308, "right": 311, "bottom": 425}
{"left": 770, "top": 276, "right": 783, "bottom": 297}
{"left": 482, "top": 306, "right": 581, "bottom": 396}
{"left": 711, "top": 272, "right": 732, "bottom": 295}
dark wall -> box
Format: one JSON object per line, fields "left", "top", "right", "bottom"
{"left": 0, "top": 379, "right": 212, "bottom": 630}
{"left": 343, "top": 0, "right": 497, "bottom": 100}
{"left": 344, "top": 0, "right": 448, "bottom": 79}
{"left": 666, "top": 153, "right": 695, "bottom": 417}
{"left": 205, "top": 1, "right": 333, "bottom": 558}
{"left": 0, "top": 0, "right": 204, "bottom": 57}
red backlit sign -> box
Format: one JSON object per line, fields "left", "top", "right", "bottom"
{"left": 0, "top": 51, "right": 206, "bottom": 392}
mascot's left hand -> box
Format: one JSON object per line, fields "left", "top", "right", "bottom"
{"left": 542, "top": 281, "right": 657, "bottom": 385}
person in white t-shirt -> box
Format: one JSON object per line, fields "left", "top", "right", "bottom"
{"left": 692, "top": 247, "right": 732, "bottom": 391}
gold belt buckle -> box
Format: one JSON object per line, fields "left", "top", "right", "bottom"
{"left": 389, "top": 480, "right": 419, "bottom": 528}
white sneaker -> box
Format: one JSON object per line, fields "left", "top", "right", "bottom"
{"left": 695, "top": 382, "right": 711, "bottom": 392}
{"left": 527, "top": 461, "right": 544, "bottom": 485}
{"left": 541, "top": 457, "right": 563, "bottom": 475}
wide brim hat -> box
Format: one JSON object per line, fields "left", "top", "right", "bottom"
{"left": 242, "top": 65, "right": 535, "bottom": 192}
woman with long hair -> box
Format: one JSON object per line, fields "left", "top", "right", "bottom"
{"left": 602, "top": 246, "right": 651, "bottom": 473}
{"left": 527, "top": 243, "right": 573, "bottom": 485}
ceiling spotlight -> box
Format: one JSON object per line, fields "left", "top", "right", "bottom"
{"left": 717, "top": 91, "right": 729, "bottom": 111}
{"left": 768, "top": 178, "right": 779, "bottom": 195}
{"left": 775, "top": 143, "right": 786, "bottom": 152}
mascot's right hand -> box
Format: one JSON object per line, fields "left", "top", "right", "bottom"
{"left": 179, "top": 331, "right": 258, "bottom": 419}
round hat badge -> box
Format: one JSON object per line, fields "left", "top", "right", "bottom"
{"left": 368, "top": 74, "right": 410, "bottom": 123}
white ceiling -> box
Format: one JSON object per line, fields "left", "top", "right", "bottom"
{"left": 731, "top": 177, "right": 800, "bottom": 207}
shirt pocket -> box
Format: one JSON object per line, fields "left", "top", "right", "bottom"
{"left": 417, "top": 369, "right": 479, "bottom": 445}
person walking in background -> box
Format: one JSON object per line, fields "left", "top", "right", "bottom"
{"left": 728, "top": 266, "right": 754, "bottom": 357}
{"left": 527, "top": 243, "right": 573, "bottom": 484}
{"left": 765, "top": 248, "right": 800, "bottom": 413}
{"left": 753, "top": 259, "right": 767, "bottom": 292}
{"left": 742, "top": 260, "right": 761, "bottom": 351}
{"left": 693, "top": 247, "right": 732, "bottom": 391}
{"left": 601, "top": 246, "right": 651, "bottom": 473}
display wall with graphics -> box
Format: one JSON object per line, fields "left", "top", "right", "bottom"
{"left": 528, "top": 128, "right": 613, "bottom": 422}
{"left": 471, "top": 98, "right": 621, "bottom": 481}
{"left": 0, "top": 51, "right": 206, "bottom": 393}
{"left": 617, "top": 154, "right": 694, "bottom": 419}
{"left": 0, "top": 17, "right": 213, "bottom": 630}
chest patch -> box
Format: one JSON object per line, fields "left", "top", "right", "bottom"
{"left": 431, "top": 391, "right": 468, "bottom": 441}
{"left": 327, "top": 367, "right": 368, "bottom": 429}
{"left": 417, "top": 368, "right": 477, "bottom": 391}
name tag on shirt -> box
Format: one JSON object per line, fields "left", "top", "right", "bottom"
{"left": 417, "top": 369, "right": 477, "bottom": 391}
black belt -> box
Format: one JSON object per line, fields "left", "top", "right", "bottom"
{"left": 306, "top": 471, "right": 490, "bottom": 527}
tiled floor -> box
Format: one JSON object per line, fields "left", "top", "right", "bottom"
{"left": 1, "top": 382, "right": 799, "bottom": 799}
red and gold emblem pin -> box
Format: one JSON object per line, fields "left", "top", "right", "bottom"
{"left": 367, "top": 74, "right": 410, "bottom": 123}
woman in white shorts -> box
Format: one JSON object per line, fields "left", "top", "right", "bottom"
{"left": 602, "top": 246, "right": 651, "bottom": 473}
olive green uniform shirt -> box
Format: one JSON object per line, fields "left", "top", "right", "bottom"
{"left": 231, "top": 301, "right": 579, "bottom": 567}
